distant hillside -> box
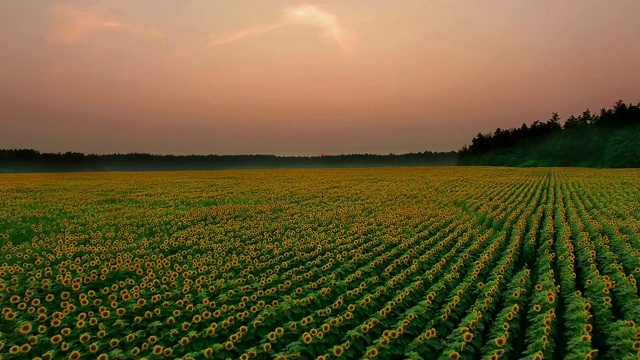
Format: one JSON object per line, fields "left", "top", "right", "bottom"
{"left": 458, "top": 100, "right": 640, "bottom": 168}
{"left": 0, "top": 150, "right": 457, "bottom": 173}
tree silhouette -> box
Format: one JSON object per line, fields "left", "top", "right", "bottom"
{"left": 0, "top": 149, "right": 458, "bottom": 173}
{"left": 459, "top": 100, "right": 640, "bottom": 168}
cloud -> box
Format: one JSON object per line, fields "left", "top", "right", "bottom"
{"left": 283, "top": 4, "right": 354, "bottom": 53}
{"left": 200, "top": 4, "right": 354, "bottom": 53}
{"left": 206, "top": 23, "right": 287, "bottom": 48}
{"left": 45, "top": 3, "right": 163, "bottom": 44}
{"left": 120, "top": 4, "right": 354, "bottom": 81}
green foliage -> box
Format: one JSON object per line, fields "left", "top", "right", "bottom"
{"left": 1, "top": 168, "right": 640, "bottom": 359}
{"left": 459, "top": 100, "right": 640, "bottom": 168}
{"left": 604, "top": 128, "right": 640, "bottom": 168}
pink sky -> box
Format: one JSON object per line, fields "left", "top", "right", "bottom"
{"left": 1, "top": 1, "right": 640, "bottom": 155}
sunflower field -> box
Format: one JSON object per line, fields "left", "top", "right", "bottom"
{"left": 1, "top": 167, "right": 639, "bottom": 360}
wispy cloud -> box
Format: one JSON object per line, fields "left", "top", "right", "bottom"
{"left": 283, "top": 4, "right": 354, "bottom": 53}
{"left": 120, "top": 4, "right": 354, "bottom": 81}
{"left": 206, "top": 23, "right": 287, "bottom": 48}
{"left": 199, "top": 4, "right": 354, "bottom": 53}
{"left": 45, "top": 3, "right": 163, "bottom": 44}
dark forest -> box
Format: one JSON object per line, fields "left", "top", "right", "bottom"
{"left": 458, "top": 100, "right": 640, "bottom": 167}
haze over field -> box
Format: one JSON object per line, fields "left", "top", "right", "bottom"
{"left": 1, "top": 1, "right": 640, "bottom": 155}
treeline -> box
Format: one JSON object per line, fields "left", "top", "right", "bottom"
{"left": 0, "top": 150, "right": 458, "bottom": 173}
{"left": 3, "top": 100, "right": 639, "bottom": 172}
{"left": 458, "top": 100, "right": 640, "bottom": 168}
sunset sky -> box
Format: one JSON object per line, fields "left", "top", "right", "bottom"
{"left": 1, "top": 1, "right": 639, "bottom": 155}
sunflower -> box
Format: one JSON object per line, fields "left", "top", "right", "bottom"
{"left": 463, "top": 332, "right": 474, "bottom": 342}
{"left": 327, "top": 345, "right": 343, "bottom": 357}
{"left": 152, "top": 345, "right": 164, "bottom": 355}
{"left": 50, "top": 335, "right": 62, "bottom": 345}
{"left": 18, "top": 322, "right": 33, "bottom": 334}
{"left": 547, "top": 296, "right": 555, "bottom": 304}
{"left": 379, "top": 337, "right": 390, "bottom": 347}
{"left": 79, "top": 333, "right": 91, "bottom": 343}
{"left": 179, "top": 336, "right": 190, "bottom": 346}
{"left": 20, "top": 343, "right": 32, "bottom": 353}
{"left": 206, "top": 327, "right": 216, "bottom": 336}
